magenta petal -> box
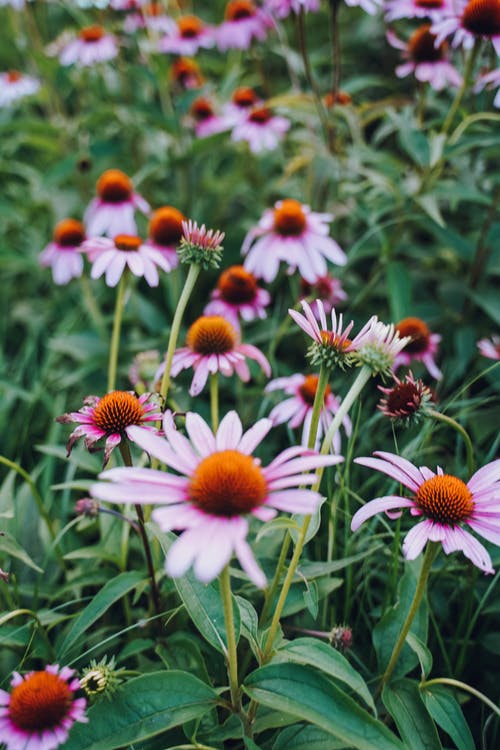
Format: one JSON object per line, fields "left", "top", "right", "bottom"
{"left": 467, "top": 459, "right": 500, "bottom": 493}
{"left": 442, "top": 526, "right": 494, "bottom": 574}
{"left": 402, "top": 520, "right": 433, "bottom": 560}
{"left": 355, "top": 453, "right": 422, "bottom": 492}
{"left": 235, "top": 537, "right": 266, "bottom": 588}
{"left": 351, "top": 495, "right": 414, "bottom": 532}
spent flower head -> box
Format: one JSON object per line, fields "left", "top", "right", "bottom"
{"left": 378, "top": 371, "right": 435, "bottom": 425}
{"left": 177, "top": 220, "right": 225, "bottom": 269}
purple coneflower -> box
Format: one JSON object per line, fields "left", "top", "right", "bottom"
{"left": 159, "top": 15, "right": 214, "bottom": 55}
{"left": 147, "top": 205, "right": 186, "bottom": 269}
{"left": 393, "top": 317, "right": 442, "bottom": 380}
{"left": 204, "top": 265, "right": 270, "bottom": 328}
{"left": 39, "top": 218, "right": 86, "bottom": 285}
{"left": 59, "top": 26, "right": 119, "bottom": 66}
{"left": 82, "top": 234, "right": 172, "bottom": 287}
{"left": 84, "top": 168, "right": 150, "bottom": 238}
{"left": 216, "top": 0, "right": 274, "bottom": 51}
{"left": 385, "top": 0, "right": 452, "bottom": 22}
{"left": 387, "top": 25, "right": 462, "bottom": 90}
{"left": 432, "top": 0, "right": 500, "bottom": 54}
{"left": 0, "top": 70, "right": 39, "bottom": 106}
{"left": 477, "top": 334, "right": 500, "bottom": 359}
{"left": 231, "top": 105, "right": 290, "bottom": 153}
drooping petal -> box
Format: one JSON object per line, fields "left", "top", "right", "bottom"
{"left": 355, "top": 453, "right": 423, "bottom": 492}
{"left": 235, "top": 537, "right": 266, "bottom": 588}
{"left": 402, "top": 519, "right": 434, "bottom": 560}
{"left": 441, "top": 526, "right": 494, "bottom": 574}
{"left": 351, "top": 495, "right": 414, "bottom": 532}
{"left": 268, "top": 488, "right": 323, "bottom": 514}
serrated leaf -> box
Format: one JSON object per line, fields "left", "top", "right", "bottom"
{"left": 244, "top": 663, "right": 404, "bottom": 750}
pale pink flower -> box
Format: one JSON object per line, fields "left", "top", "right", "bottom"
{"left": 0, "top": 664, "right": 87, "bottom": 750}
{"left": 0, "top": 70, "right": 39, "bottom": 106}
{"left": 84, "top": 168, "right": 150, "bottom": 238}
{"left": 111, "top": 0, "right": 145, "bottom": 9}
{"left": 82, "top": 234, "right": 172, "bottom": 287}
{"left": 431, "top": 0, "right": 500, "bottom": 55}
{"left": 475, "top": 67, "right": 500, "bottom": 107}
{"left": 477, "top": 335, "right": 500, "bottom": 360}
{"left": 267, "top": 0, "right": 320, "bottom": 18}
{"left": 146, "top": 205, "right": 186, "bottom": 269}
{"left": 355, "top": 319, "right": 412, "bottom": 376}
{"left": 189, "top": 96, "right": 229, "bottom": 138}
{"left": 221, "top": 86, "right": 262, "bottom": 127}
{"left": 91, "top": 410, "right": 343, "bottom": 586}
{"left": 344, "top": 0, "right": 382, "bottom": 15}
{"left": 158, "top": 315, "right": 271, "bottom": 396}
{"left": 123, "top": 5, "right": 176, "bottom": 34}
{"left": 299, "top": 274, "right": 348, "bottom": 314}
{"left": 216, "top": 0, "right": 274, "bottom": 51}
{"left": 59, "top": 26, "right": 119, "bottom": 66}
{"left": 289, "top": 299, "right": 375, "bottom": 353}
{"left": 39, "top": 218, "right": 86, "bottom": 285}
{"left": 242, "top": 199, "right": 346, "bottom": 283}
{"left": 385, "top": 0, "right": 453, "bottom": 22}
{"left": 56, "top": 391, "right": 163, "bottom": 466}
{"left": 352, "top": 451, "right": 500, "bottom": 574}
{"left": 266, "top": 373, "right": 352, "bottom": 453}
{"left": 231, "top": 105, "right": 290, "bottom": 153}
{"left": 204, "top": 265, "right": 271, "bottom": 328}
{"left": 393, "top": 317, "right": 442, "bottom": 380}
{"left": 386, "top": 26, "right": 462, "bottom": 90}
{"left": 159, "top": 15, "right": 214, "bottom": 55}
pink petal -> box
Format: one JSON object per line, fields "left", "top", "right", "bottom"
{"left": 91, "top": 480, "right": 186, "bottom": 504}
{"left": 193, "top": 518, "right": 240, "bottom": 582}
{"left": 216, "top": 411, "right": 243, "bottom": 450}
{"left": 186, "top": 412, "right": 216, "bottom": 456}
{"left": 236, "top": 418, "right": 272, "bottom": 454}
{"left": 442, "top": 526, "right": 494, "bottom": 574}
{"left": 402, "top": 519, "right": 434, "bottom": 560}
{"left": 466, "top": 517, "right": 500, "bottom": 546}
{"left": 266, "top": 453, "right": 343, "bottom": 481}
{"left": 190, "top": 358, "right": 211, "bottom": 396}
{"left": 355, "top": 453, "right": 423, "bottom": 492}
{"left": 268, "top": 489, "right": 322, "bottom": 514}
{"left": 467, "top": 459, "right": 500, "bottom": 493}
{"left": 351, "top": 495, "right": 414, "bottom": 532}
{"left": 166, "top": 528, "right": 202, "bottom": 578}
{"left": 125, "top": 425, "right": 195, "bottom": 474}
{"left": 235, "top": 537, "right": 266, "bottom": 588}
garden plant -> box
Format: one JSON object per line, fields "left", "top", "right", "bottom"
{"left": 1, "top": 1, "right": 500, "bottom": 749}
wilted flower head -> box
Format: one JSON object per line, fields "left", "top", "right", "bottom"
{"left": 177, "top": 220, "right": 225, "bottom": 268}
{"left": 378, "top": 371, "right": 434, "bottom": 424}
{"left": 329, "top": 625, "right": 353, "bottom": 653}
{"left": 75, "top": 497, "right": 100, "bottom": 517}
{"left": 56, "top": 391, "right": 163, "bottom": 466}
{"left": 0, "top": 664, "right": 87, "bottom": 750}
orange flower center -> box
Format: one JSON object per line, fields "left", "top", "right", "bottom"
{"left": 408, "top": 25, "right": 445, "bottom": 62}
{"left": 248, "top": 106, "right": 272, "bottom": 124}
{"left": 9, "top": 671, "right": 73, "bottom": 731}
{"left": 93, "top": 391, "right": 145, "bottom": 432}
{"left": 191, "top": 96, "right": 214, "bottom": 120}
{"left": 149, "top": 206, "right": 186, "bottom": 246}
{"left": 415, "top": 474, "right": 474, "bottom": 524}
{"left": 189, "top": 449, "right": 267, "bottom": 516}
{"left": 298, "top": 374, "right": 331, "bottom": 406}
{"left": 218, "top": 265, "right": 258, "bottom": 303}
{"left": 178, "top": 15, "right": 203, "bottom": 37}
{"left": 96, "top": 169, "right": 133, "bottom": 202}
{"left": 186, "top": 316, "right": 238, "bottom": 354}
{"left": 320, "top": 330, "right": 352, "bottom": 350}
{"left": 171, "top": 58, "right": 204, "bottom": 87}
{"left": 232, "top": 86, "right": 258, "bottom": 107}
{"left": 80, "top": 25, "right": 105, "bottom": 43}
{"left": 225, "top": 0, "right": 256, "bottom": 21}
{"left": 462, "top": 0, "right": 500, "bottom": 36}
{"left": 415, "top": 0, "right": 444, "bottom": 7}
{"left": 396, "top": 317, "right": 431, "bottom": 354}
{"left": 7, "top": 70, "right": 22, "bottom": 83}
{"left": 114, "top": 234, "right": 142, "bottom": 251}
{"left": 273, "top": 199, "right": 307, "bottom": 236}
{"left": 54, "top": 218, "right": 86, "bottom": 247}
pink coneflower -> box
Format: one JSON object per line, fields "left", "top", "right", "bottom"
{"left": 59, "top": 26, "right": 119, "bottom": 66}
{"left": 82, "top": 234, "right": 172, "bottom": 287}
{"left": 477, "top": 335, "right": 500, "bottom": 359}
{"left": 159, "top": 15, "right": 214, "bottom": 55}
{"left": 387, "top": 25, "right": 462, "bottom": 90}
{"left": 266, "top": 373, "right": 352, "bottom": 452}
{"left": 300, "top": 274, "right": 348, "bottom": 313}
{"left": 147, "top": 205, "right": 186, "bottom": 269}
{"left": 170, "top": 57, "right": 205, "bottom": 90}
{"left": 475, "top": 67, "right": 500, "bottom": 106}
{"left": 160, "top": 315, "right": 271, "bottom": 396}
{"left": 216, "top": 0, "right": 274, "bottom": 51}
{"left": 39, "top": 218, "right": 86, "bottom": 285}
{"left": 123, "top": 3, "right": 176, "bottom": 34}
{"left": 57, "top": 391, "right": 163, "bottom": 466}
{"left": 0, "top": 664, "right": 87, "bottom": 750}
{"left": 432, "top": 0, "right": 500, "bottom": 54}
{"left": 267, "top": 0, "right": 320, "bottom": 18}
{"left": 189, "top": 96, "right": 229, "bottom": 138}
{"left": 344, "top": 0, "right": 382, "bottom": 15}
{"left": 221, "top": 86, "right": 262, "bottom": 127}
{"left": 231, "top": 105, "right": 290, "bottom": 154}
{"left": 385, "top": 0, "right": 452, "bottom": 22}
{"left": 393, "top": 317, "right": 442, "bottom": 380}
{"left": 84, "top": 169, "right": 150, "bottom": 238}
{"left": 0, "top": 70, "right": 40, "bottom": 106}
{"left": 178, "top": 219, "right": 225, "bottom": 268}
{"left": 378, "top": 370, "right": 434, "bottom": 424}
{"left": 204, "top": 265, "right": 270, "bottom": 328}
{"left": 242, "top": 199, "right": 347, "bottom": 283}
{"left": 352, "top": 451, "right": 500, "bottom": 573}
{"left": 90, "top": 410, "right": 343, "bottom": 586}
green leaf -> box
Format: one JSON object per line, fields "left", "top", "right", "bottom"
{"left": 383, "top": 678, "right": 442, "bottom": 750}
{"left": 298, "top": 546, "right": 383, "bottom": 578}
{"left": 398, "top": 127, "right": 430, "bottom": 168}
{"left": 273, "top": 725, "right": 348, "bottom": 750}
{"left": 406, "top": 632, "right": 433, "bottom": 679}
{"left": 244, "top": 663, "right": 404, "bottom": 750}
{"left": 64, "top": 671, "right": 218, "bottom": 750}
{"left": 421, "top": 684, "right": 476, "bottom": 750}
{"left": 236, "top": 595, "right": 261, "bottom": 658}
{"left": 0, "top": 532, "right": 43, "bottom": 573}
{"left": 58, "top": 571, "right": 144, "bottom": 658}
{"left": 386, "top": 261, "right": 413, "bottom": 321}
{"left": 275, "top": 637, "right": 374, "bottom": 712}
{"left": 468, "top": 288, "right": 500, "bottom": 326}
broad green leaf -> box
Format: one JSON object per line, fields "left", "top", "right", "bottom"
{"left": 0, "top": 532, "right": 43, "bottom": 573}
{"left": 398, "top": 128, "right": 430, "bottom": 167}
{"left": 236, "top": 595, "right": 261, "bottom": 658}
{"left": 373, "top": 565, "right": 428, "bottom": 678}
{"left": 58, "top": 571, "right": 144, "bottom": 658}
{"left": 406, "top": 632, "right": 433, "bottom": 679}
{"left": 468, "top": 288, "right": 500, "bottom": 326}
{"left": 298, "top": 546, "right": 383, "bottom": 578}
{"left": 422, "top": 684, "right": 476, "bottom": 750}
{"left": 244, "top": 663, "right": 404, "bottom": 750}
{"left": 64, "top": 671, "right": 217, "bottom": 750}
{"left": 275, "top": 637, "right": 374, "bottom": 711}
{"left": 282, "top": 576, "right": 342, "bottom": 617}
{"left": 273, "top": 724, "right": 348, "bottom": 750}
{"left": 386, "top": 261, "right": 413, "bottom": 321}
{"left": 383, "top": 678, "right": 442, "bottom": 750}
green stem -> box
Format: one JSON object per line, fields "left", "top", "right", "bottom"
{"left": 160, "top": 264, "right": 201, "bottom": 403}
{"left": 441, "top": 40, "right": 481, "bottom": 136}
{"left": 107, "top": 272, "right": 128, "bottom": 392}
{"left": 79, "top": 275, "right": 106, "bottom": 340}
{"left": 260, "top": 534, "right": 291, "bottom": 628}
{"left": 428, "top": 409, "right": 475, "bottom": 476}
{"left": 320, "top": 365, "right": 372, "bottom": 457}
{"left": 377, "top": 542, "right": 439, "bottom": 695}
{"left": 210, "top": 373, "right": 219, "bottom": 432}
{"left": 219, "top": 565, "right": 241, "bottom": 711}
{"left": 118, "top": 442, "right": 161, "bottom": 617}
{"left": 420, "top": 677, "right": 500, "bottom": 718}
{"left": 307, "top": 363, "right": 330, "bottom": 449}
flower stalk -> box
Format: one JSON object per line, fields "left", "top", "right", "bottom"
{"left": 107, "top": 271, "right": 128, "bottom": 392}
{"left": 428, "top": 409, "right": 475, "bottom": 476}
{"left": 219, "top": 565, "right": 241, "bottom": 712}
